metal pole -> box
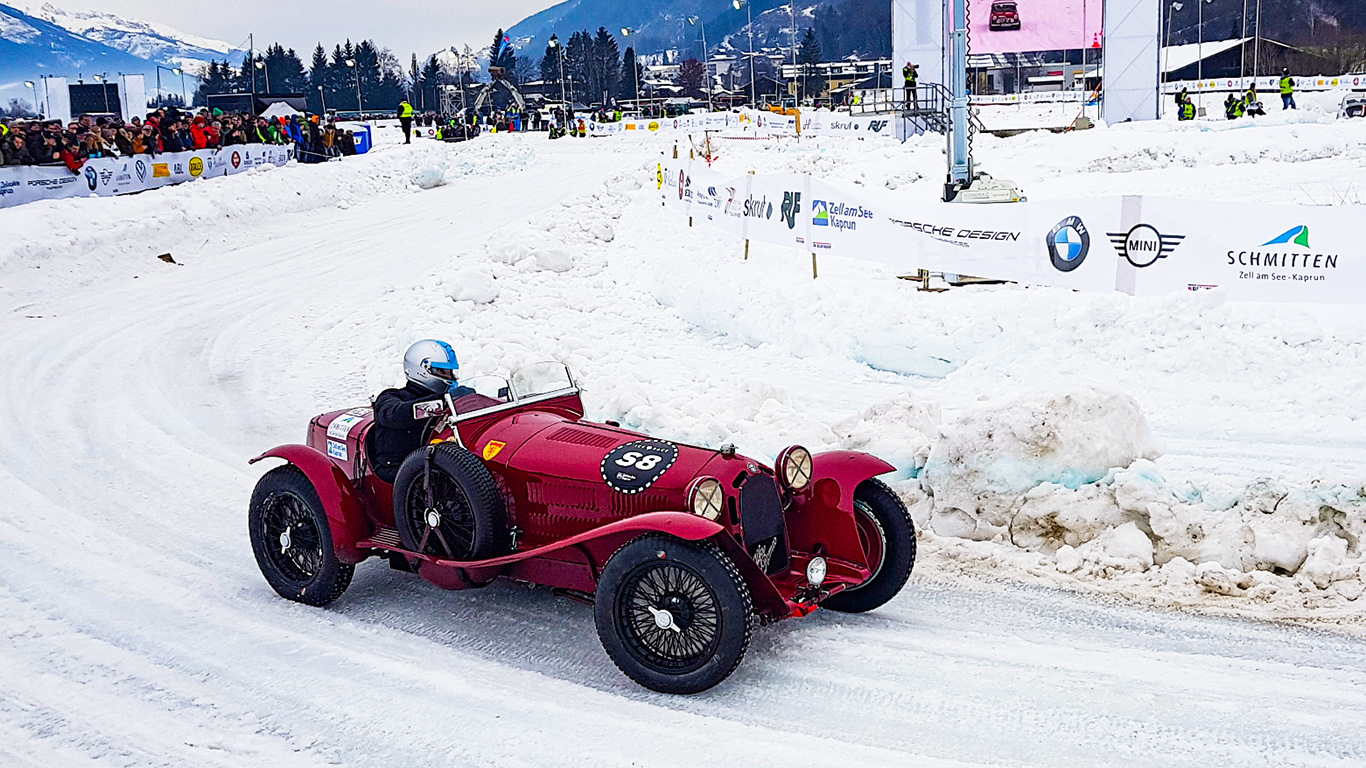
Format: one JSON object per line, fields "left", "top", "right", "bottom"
{"left": 355, "top": 69, "right": 362, "bottom": 112}
{"left": 1198, "top": 0, "right": 1203, "bottom": 82}
{"left": 700, "top": 22, "right": 713, "bottom": 112}
{"left": 746, "top": 2, "right": 755, "bottom": 105}
{"left": 156, "top": 67, "right": 162, "bottom": 104}
{"left": 249, "top": 33, "right": 256, "bottom": 99}
{"left": 180, "top": 71, "right": 188, "bottom": 106}
{"left": 319, "top": 86, "right": 327, "bottom": 115}
{"left": 1241, "top": 0, "right": 1249, "bottom": 81}
{"left": 946, "top": 0, "right": 972, "bottom": 196}
{"left": 1253, "top": 0, "right": 1262, "bottom": 79}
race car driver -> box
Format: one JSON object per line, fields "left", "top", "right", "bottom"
{"left": 371, "top": 339, "right": 472, "bottom": 482}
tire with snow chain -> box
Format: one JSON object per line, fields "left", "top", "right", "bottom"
{"left": 249, "top": 465, "right": 354, "bottom": 607}
{"left": 595, "top": 534, "right": 753, "bottom": 694}
{"left": 393, "top": 443, "right": 508, "bottom": 562}
{"left": 820, "top": 478, "right": 916, "bottom": 614}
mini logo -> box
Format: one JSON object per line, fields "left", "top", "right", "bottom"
{"left": 648, "top": 121, "right": 660, "bottom": 131}
{"left": 678, "top": 169, "right": 686, "bottom": 200}
{"left": 781, "top": 191, "right": 801, "bottom": 229}
{"left": 1047, "top": 216, "right": 1090, "bottom": 272}
{"left": 812, "top": 199, "right": 829, "bottom": 226}
{"left": 1107, "top": 224, "right": 1185, "bottom": 268}
{"left": 482, "top": 440, "right": 506, "bottom": 461}
{"left": 84, "top": 167, "right": 98, "bottom": 191}
{"left": 231, "top": 151, "right": 241, "bottom": 169}
{"left": 1262, "top": 225, "right": 1310, "bottom": 248}
{"left": 135, "top": 160, "right": 147, "bottom": 182}
{"left": 869, "top": 120, "right": 888, "bottom": 132}
{"left": 152, "top": 163, "right": 170, "bottom": 178}
{"left": 188, "top": 157, "right": 204, "bottom": 177}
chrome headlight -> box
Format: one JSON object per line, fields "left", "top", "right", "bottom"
{"left": 689, "top": 477, "right": 724, "bottom": 521}
{"left": 806, "top": 556, "right": 827, "bottom": 587}
{"left": 778, "top": 445, "right": 813, "bottom": 491}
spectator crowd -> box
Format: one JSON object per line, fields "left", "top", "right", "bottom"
{"left": 1, "top": 106, "right": 361, "bottom": 170}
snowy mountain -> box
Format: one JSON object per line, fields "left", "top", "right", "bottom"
{"left": 505, "top": 0, "right": 833, "bottom": 62}
{"left": 1, "top": 4, "right": 155, "bottom": 89}
{"left": 23, "top": 2, "right": 244, "bottom": 71}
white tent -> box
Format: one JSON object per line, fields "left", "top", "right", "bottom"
{"left": 260, "top": 101, "right": 302, "bottom": 119}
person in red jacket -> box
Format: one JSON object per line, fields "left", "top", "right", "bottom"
{"left": 189, "top": 115, "right": 210, "bottom": 149}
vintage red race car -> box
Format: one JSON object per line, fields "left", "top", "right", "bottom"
{"left": 248, "top": 363, "right": 916, "bottom": 693}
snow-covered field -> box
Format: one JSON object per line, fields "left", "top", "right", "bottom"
{"left": 2, "top": 101, "right": 1365, "bottom": 766}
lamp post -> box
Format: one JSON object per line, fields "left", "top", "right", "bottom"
{"left": 1164, "top": 1, "right": 1183, "bottom": 115}
{"left": 255, "top": 59, "right": 271, "bottom": 93}
{"left": 24, "top": 80, "right": 39, "bottom": 117}
{"left": 345, "top": 58, "right": 361, "bottom": 113}
{"left": 622, "top": 28, "right": 642, "bottom": 110}
{"left": 687, "top": 16, "right": 713, "bottom": 111}
{"left": 1197, "top": 0, "right": 1213, "bottom": 82}
{"left": 733, "top": 0, "right": 756, "bottom": 106}
{"left": 92, "top": 73, "right": 111, "bottom": 114}
{"left": 317, "top": 85, "right": 328, "bottom": 116}
{"left": 548, "top": 35, "right": 569, "bottom": 111}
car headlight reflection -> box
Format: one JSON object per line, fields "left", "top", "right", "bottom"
{"left": 689, "top": 477, "right": 724, "bottom": 521}
{"left": 780, "top": 446, "right": 813, "bottom": 491}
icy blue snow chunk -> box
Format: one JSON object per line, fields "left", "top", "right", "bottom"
{"left": 856, "top": 342, "right": 958, "bottom": 379}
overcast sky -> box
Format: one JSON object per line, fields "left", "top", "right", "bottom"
{"left": 49, "top": 0, "right": 553, "bottom": 59}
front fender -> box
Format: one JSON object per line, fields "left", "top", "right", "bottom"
{"left": 809, "top": 450, "right": 896, "bottom": 510}
{"left": 251, "top": 445, "right": 371, "bottom": 564}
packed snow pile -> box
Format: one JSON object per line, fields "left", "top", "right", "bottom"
{"left": 866, "top": 387, "right": 1366, "bottom": 623}
{"left": 921, "top": 387, "right": 1162, "bottom": 540}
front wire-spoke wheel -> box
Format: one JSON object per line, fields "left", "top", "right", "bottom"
{"left": 596, "top": 535, "right": 752, "bottom": 694}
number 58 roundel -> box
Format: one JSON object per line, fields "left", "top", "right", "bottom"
{"left": 600, "top": 440, "right": 680, "bottom": 495}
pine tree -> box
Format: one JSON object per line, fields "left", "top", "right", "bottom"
{"left": 678, "top": 59, "right": 705, "bottom": 98}
{"left": 541, "top": 41, "right": 562, "bottom": 88}
{"left": 420, "top": 55, "right": 443, "bottom": 111}
{"left": 566, "top": 30, "right": 592, "bottom": 103}
{"left": 591, "top": 27, "right": 621, "bottom": 105}
{"left": 489, "top": 28, "right": 517, "bottom": 74}
{"left": 619, "top": 47, "right": 640, "bottom": 100}
{"left": 308, "top": 45, "right": 328, "bottom": 112}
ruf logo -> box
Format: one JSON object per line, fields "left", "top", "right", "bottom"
{"left": 781, "top": 191, "right": 801, "bottom": 230}
{"left": 870, "top": 120, "right": 888, "bottom": 132}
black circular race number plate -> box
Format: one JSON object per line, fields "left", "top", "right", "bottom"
{"left": 601, "top": 440, "right": 679, "bottom": 495}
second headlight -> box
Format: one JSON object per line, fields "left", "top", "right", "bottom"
{"left": 689, "top": 477, "right": 724, "bottom": 520}
{"left": 778, "top": 445, "right": 813, "bottom": 491}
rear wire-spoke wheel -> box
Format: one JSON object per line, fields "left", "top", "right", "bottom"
{"left": 248, "top": 465, "right": 353, "bottom": 607}
{"left": 596, "top": 535, "right": 752, "bottom": 694}
{"left": 393, "top": 443, "right": 507, "bottom": 562}
{"left": 820, "top": 478, "right": 916, "bottom": 614}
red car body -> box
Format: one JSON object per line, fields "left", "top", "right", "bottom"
{"left": 250, "top": 365, "right": 914, "bottom": 691}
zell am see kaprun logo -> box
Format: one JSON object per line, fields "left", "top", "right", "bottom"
{"left": 1107, "top": 224, "right": 1185, "bottom": 267}
{"left": 812, "top": 199, "right": 874, "bottom": 231}
{"left": 1230, "top": 225, "right": 1339, "bottom": 282}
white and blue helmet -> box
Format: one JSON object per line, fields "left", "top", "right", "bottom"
{"left": 403, "top": 339, "right": 459, "bottom": 391}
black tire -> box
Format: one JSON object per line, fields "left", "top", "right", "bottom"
{"left": 392, "top": 443, "right": 508, "bottom": 561}
{"left": 595, "top": 534, "right": 753, "bottom": 694}
{"left": 248, "top": 465, "right": 354, "bottom": 607}
{"left": 821, "top": 478, "right": 916, "bottom": 614}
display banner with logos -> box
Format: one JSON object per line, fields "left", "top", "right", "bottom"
{"left": 1163, "top": 73, "right": 1366, "bottom": 94}
{"left": 660, "top": 159, "right": 1365, "bottom": 304}
{"left": 0, "top": 145, "right": 294, "bottom": 209}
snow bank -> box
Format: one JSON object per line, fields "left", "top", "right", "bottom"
{"left": 0, "top": 139, "right": 531, "bottom": 301}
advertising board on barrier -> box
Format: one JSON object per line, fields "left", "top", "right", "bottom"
{"left": 0, "top": 145, "right": 295, "bottom": 209}
{"left": 661, "top": 158, "right": 1365, "bottom": 304}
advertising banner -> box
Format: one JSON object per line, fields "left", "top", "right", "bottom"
{"left": 660, "top": 158, "right": 1365, "bottom": 304}
{"left": 970, "top": 0, "right": 1103, "bottom": 54}
{"left": 0, "top": 145, "right": 295, "bottom": 209}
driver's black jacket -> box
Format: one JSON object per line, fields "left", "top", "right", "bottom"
{"left": 371, "top": 381, "right": 444, "bottom": 483}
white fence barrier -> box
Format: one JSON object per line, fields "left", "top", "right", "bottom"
{"left": 0, "top": 145, "right": 294, "bottom": 209}
{"left": 1163, "top": 73, "right": 1366, "bottom": 94}
{"left": 661, "top": 158, "right": 1366, "bottom": 304}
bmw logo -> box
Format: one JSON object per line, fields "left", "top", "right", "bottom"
{"left": 1048, "top": 216, "right": 1091, "bottom": 272}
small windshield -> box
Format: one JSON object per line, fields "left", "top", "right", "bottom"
{"left": 453, "top": 374, "right": 511, "bottom": 414}
{"left": 510, "top": 362, "right": 576, "bottom": 400}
